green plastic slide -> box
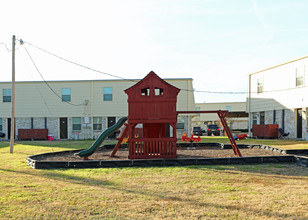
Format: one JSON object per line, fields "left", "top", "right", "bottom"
{"left": 75, "top": 117, "right": 127, "bottom": 158}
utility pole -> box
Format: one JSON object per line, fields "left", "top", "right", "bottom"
{"left": 10, "top": 35, "right": 16, "bottom": 153}
{"left": 248, "top": 74, "right": 251, "bottom": 138}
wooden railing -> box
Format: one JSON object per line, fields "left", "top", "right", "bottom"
{"left": 129, "top": 138, "right": 177, "bottom": 159}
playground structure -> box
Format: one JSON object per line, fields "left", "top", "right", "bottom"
{"left": 76, "top": 71, "right": 242, "bottom": 160}
{"left": 233, "top": 134, "right": 248, "bottom": 140}
{"left": 177, "top": 110, "right": 242, "bottom": 157}
{"left": 75, "top": 117, "right": 128, "bottom": 159}
{"left": 181, "top": 133, "right": 201, "bottom": 143}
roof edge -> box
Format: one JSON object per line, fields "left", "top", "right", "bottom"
{"left": 0, "top": 77, "right": 193, "bottom": 84}
{"left": 250, "top": 55, "right": 308, "bottom": 76}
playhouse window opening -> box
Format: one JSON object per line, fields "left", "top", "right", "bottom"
{"left": 141, "top": 88, "right": 150, "bottom": 96}
{"left": 154, "top": 87, "right": 164, "bottom": 96}
{"left": 134, "top": 123, "right": 143, "bottom": 138}
{"left": 166, "top": 123, "right": 174, "bottom": 138}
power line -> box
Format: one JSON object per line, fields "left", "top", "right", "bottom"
{"left": 22, "top": 40, "right": 249, "bottom": 94}
{"left": 21, "top": 40, "right": 248, "bottom": 94}
{"left": 24, "top": 47, "right": 85, "bottom": 106}
{"left": 0, "top": 42, "right": 12, "bottom": 52}
{"left": 23, "top": 40, "right": 138, "bottom": 83}
{"left": 20, "top": 39, "right": 307, "bottom": 95}
{"left": 192, "top": 86, "right": 308, "bottom": 94}
{"left": 188, "top": 89, "right": 247, "bottom": 94}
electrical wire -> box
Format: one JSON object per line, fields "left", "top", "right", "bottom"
{"left": 24, "top": 47, "right": 85, "bottom": 106}
{"left": 20, "top": 39, "right": 308, "bottom": 95}
{"left": 21, "top": 40, "right": 249, "bottom": 94}
{"left": 0, "top": 42, "right": 12, "bottom": 52}
{"left": 185, "top": 89, "right": 247, "bottom": 94}
{"left": 23, "top": 40, "right": 138, "bottom": 83}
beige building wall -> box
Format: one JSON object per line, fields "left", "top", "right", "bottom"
{"left": 194, "top": 102, "right": 248, "bottom": 133}
{"left": 0, "top": 78, "right": 195, "bottom": 140}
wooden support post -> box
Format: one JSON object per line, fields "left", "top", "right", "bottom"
{"left": 217, "top": 111, "right": 242, "bottom": 157}
{"left": 110, "top": 124, "right": 129, "bottom": 157}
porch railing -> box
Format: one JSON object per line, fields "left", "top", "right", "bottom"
{"left": 128, "top": 138, "right": 177, "bottom": 159}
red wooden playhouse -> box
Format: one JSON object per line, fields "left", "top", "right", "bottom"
{"left": 125, "top": 71, "right": 180, "bottom": 159}
{"left": 111, "top": 71, "right": 242, "bottom": 159}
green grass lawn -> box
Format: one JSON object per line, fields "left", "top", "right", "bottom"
{"left": 0, "top": 140, "right": 307, "bottom": 219}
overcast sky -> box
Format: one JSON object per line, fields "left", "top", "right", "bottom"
{"left": 1, "top": 0, "right": 308, "bottom": 103}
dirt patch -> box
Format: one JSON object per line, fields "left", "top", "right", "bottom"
{"left": 37, "top": 146, "right": 285, "bottom": 161}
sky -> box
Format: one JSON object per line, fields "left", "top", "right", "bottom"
{"left": 1, "top": 0, "right": 308, "bottom": 103}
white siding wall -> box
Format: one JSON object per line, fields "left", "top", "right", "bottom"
{"left": 249, "top": 57, "right": 308, "bottom": 111}
{"left": 248, "top": 56, "right": 308, "bottom": 139}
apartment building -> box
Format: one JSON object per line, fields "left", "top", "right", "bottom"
{"left": 0, "top": 76, "right": 195, "bottom": 140}
{"left": 248, "top": 56, "right": 308, "bottom": 139}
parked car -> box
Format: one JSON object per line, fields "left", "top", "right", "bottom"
{"left": 193, "top": 127, "right": 203, "bottom": 136}
{"left": 207, "top": 124, "right": 220, "bottom": 136}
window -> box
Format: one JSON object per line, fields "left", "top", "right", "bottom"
{"left": 282, "top": 109, "right": 285, "bottom": 131}
{"left": 296, "top": 66, "right": 304, "bottom": 87}
{"left": 0, "top": 118, "right": 2, "bottom": 131}
{"left": 306, "top": 108, "right": 308, "bottom": 127}
{"left": 72, "top": 117, "right": 81, "bottom": 130}
{"left": 154, "top": 87, "right": 163, "bottom": 96}
{"left": 31, "top": 118, "right": 34, "bottom": 129}
{"left": 3, "top": 89, "right": 11, "bottom": 102}
{"left": 141, "top": 88, "right": 150, "bottom": 96}
{"left": 226, "top": 106, "right": 231, "bottom": 111}
{"left": 103, "top": 87, "right": 113, "bottom": 101}
{"left": 93, "top": 117, "right": 102, "bottom": 130}
{"left": 260, "top": 112, "right": 265, "bottom": 125}
{"left": 257, "top": 78, "right": 263, "bottom": 93}
{"left": 252, "top": 113, "right": 257, "bottom": 125}
{"left": 196, "top": 106, "right": 201, "bottom": 111}
{"left": 44, "top": 117, "right": 47, "bottom": 129}
{"left": 62, "top": 88, "right": 71, "bottom": 102}
{"left": 176, "top": 117, "right": 185, "bottom": 129}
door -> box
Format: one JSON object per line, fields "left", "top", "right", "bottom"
{"left": 107, "top": 117, "right": 116, "bottom": 138}
{"left": 296, "top": 109, "right": 302, "bottom": 139}
{"left": 7, "top": 118, "right": 16, "bottom": 139}
{"left": 260, "top": 112, "right": 265, "bottom": 125}
{"left": 7, "top": 118, "right": 11, "bottom": 139}
{"left": 60, "top": 118, "right": 68, "bottom": 139}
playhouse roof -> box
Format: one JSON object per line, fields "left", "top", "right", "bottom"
{"left": 124, "top": 71, "right": 180, "bottom": 95}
